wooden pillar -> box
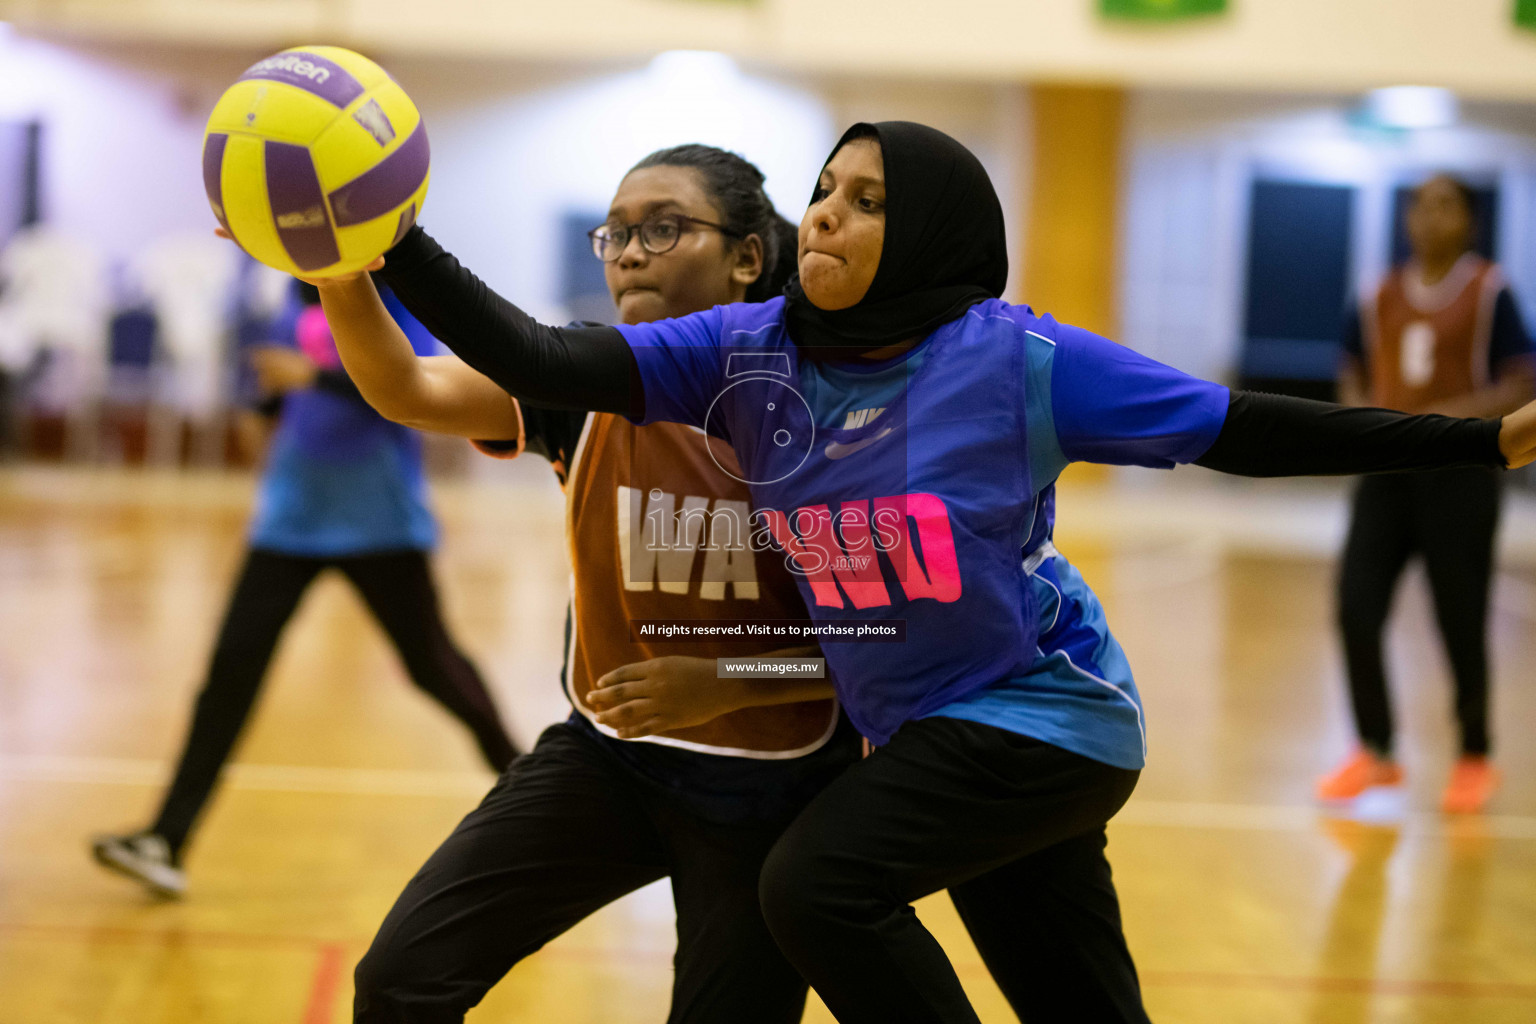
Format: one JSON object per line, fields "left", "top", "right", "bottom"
{"left": 1023, "top": 85, "right": 1126, "bottom": 492}
{"left": 1021, "top": 84, "right": 1125, "bottom": 340}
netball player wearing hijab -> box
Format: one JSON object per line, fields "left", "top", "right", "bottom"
{"left": 309, "top": 124, "right": 1536, "bottom": 1024}
{"left": 327, "top": 146, "right": 862, "bottom": 1024}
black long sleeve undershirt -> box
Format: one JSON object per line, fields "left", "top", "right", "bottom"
{"left": 378, "top": 227, "right": 1507, "bottom": 479}
{"left": 1193, "top": 391, "right": 1506, "bottom": 476}
{"left": 378, "top": 226, "right": 639, "bottom": 418}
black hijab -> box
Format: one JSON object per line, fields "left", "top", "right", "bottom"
{"left": 783, "top": 121, "right": 1008, "bottom": 355}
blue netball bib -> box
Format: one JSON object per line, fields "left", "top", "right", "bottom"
{"left": 729, "top": 310, "right": 1039, "bottom": 744}
{"left": 621, "top": 297, "right": 1229, "bottom": 761}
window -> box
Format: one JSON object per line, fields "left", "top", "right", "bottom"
{"left": 1239, "top": 179, "right": 1355, "bottom": 398}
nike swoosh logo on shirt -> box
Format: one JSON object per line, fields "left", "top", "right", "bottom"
{"left": 824, "top": 426, "right": 895, "bottom": 460}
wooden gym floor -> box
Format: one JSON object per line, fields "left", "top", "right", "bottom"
{"left": 1, "top": 462, "right": 1534, "bottom": 1024}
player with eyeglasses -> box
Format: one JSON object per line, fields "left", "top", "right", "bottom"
{"left": 324, "top": 144, "right": 861, "bottom": 1024}
{"left": 588, "top": 211, "right": 743, "bottom": 262}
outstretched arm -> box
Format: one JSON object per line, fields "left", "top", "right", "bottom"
{"left": 217, "top": 227, "right": 527, "bottom": 440}
{"left": 1043, "top": 322, "right": 1531, "bottom": 478}
{"left": 376, "top": 226, "right": 641, "bottom": 417}
{"left": 241, "top": 222, "right": 642, "bottom": 436}
{"left": 1192, "top": 391, "right": 1515, "bottom": 476}
{"left": 311, "top": 225, "right": 752, "bottom": 437}
{"left": 306, "top": 270, "right": 525, "bottom": 439}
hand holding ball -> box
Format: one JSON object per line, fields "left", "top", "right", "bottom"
{"left": 203, "top": 46, "right": 429, "bottom": 277}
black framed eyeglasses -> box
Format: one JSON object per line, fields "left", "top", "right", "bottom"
{"left": 587, "top": 213, "right": 741, "bottom": 262}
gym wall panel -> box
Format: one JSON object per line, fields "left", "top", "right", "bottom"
{"left": 1117, "top": 89, "right": 1536, "bottom": 385}
{"left": 8, "top": 0, "right": 1536, "bottom": 98}
{"left": 0, "top": 0, "right": 329, "bottom": 46}
{"left": 0, "top": 36, "right": 215, "bottom": 261}
{"left": 0, "top": 31, "right": 1028, "bottom": 337}
{"left": 351, "top": 0, "right": 766, "bottom": 61}
{"left": 0, "top": 120, "right": 39, "bottom": 248}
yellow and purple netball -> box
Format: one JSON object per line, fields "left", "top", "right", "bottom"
{"left": 202, "top": 46, "right": 429, "bottom": 277}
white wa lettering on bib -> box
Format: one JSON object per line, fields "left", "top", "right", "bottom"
{"left": 1400, "top": 320, "right": 1438, "bottom": 387}
{"left": 615, "top": 485, "right": 760, "bottom": 601}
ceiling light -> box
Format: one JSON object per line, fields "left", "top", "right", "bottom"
{"left": 1361, "top": 86, "right": 1458, "bottom": 130}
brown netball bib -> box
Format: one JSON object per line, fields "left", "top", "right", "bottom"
{"left": 1362, "top": 254, "right": 1502, "bottom": 413}
{"left": 512, "top": 413, "right": 836, "bottom": 757}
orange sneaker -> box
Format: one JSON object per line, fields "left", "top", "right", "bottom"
{"left": 1442, "top": 757, "right": 1500, "bottom": 814}
{"left": 1316, "top": 749, "right": 1403, "bottom": 801}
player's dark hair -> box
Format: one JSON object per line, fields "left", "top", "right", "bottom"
{"left": 1419, "top": 173, "right": 1478, "bottom": 219}
{"left": 629, "top": 144, "right": 795, "bottom": 302}
{"left": 751, "top": 213, "right": 800, "bottom": 303}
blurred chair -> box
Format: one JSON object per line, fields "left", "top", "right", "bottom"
{"left": 100, "top": 305, "right": 158, "bottom": 465}
{"left": 0, "top": 224, "right": 111, "bottom": 461}
{"left": 242, "top": 258, "right": 292, "bottom": 328}
{"left": 131, "top": 232, "right": 243, "bottom": 467}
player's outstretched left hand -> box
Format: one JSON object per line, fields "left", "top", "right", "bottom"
{"left": 1500, "top": 400, "right": 1536, "bottom": 469}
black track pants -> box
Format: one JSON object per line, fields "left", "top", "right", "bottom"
{"left": 353, "top": 722, "right": 812, "bottom": 1024}
{"left": 152, "top": 547, "right": 517, "bottom": 856}
{"left": 758, "top": 716, "right": 1149, "bottom": 1024}
{"left": 1337, "top": 468, "right": 1501, "bottom": 756}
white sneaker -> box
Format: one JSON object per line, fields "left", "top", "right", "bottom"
{"left": 91, "top": 832, "right": 186, "bottom": 899}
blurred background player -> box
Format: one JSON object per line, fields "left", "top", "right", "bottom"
{"left": 1319, "top": 173, "right": 1536, "bottom": 813}
{"left": 91, "top": 280, "right": 519, "bottom": 898}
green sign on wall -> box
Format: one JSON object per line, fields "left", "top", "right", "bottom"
{"left": 1518, "top": 0, "right": 1536, "bottom": 31}
{"left": 1100, "top": 0, "right": 1227, "bottom": 21}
